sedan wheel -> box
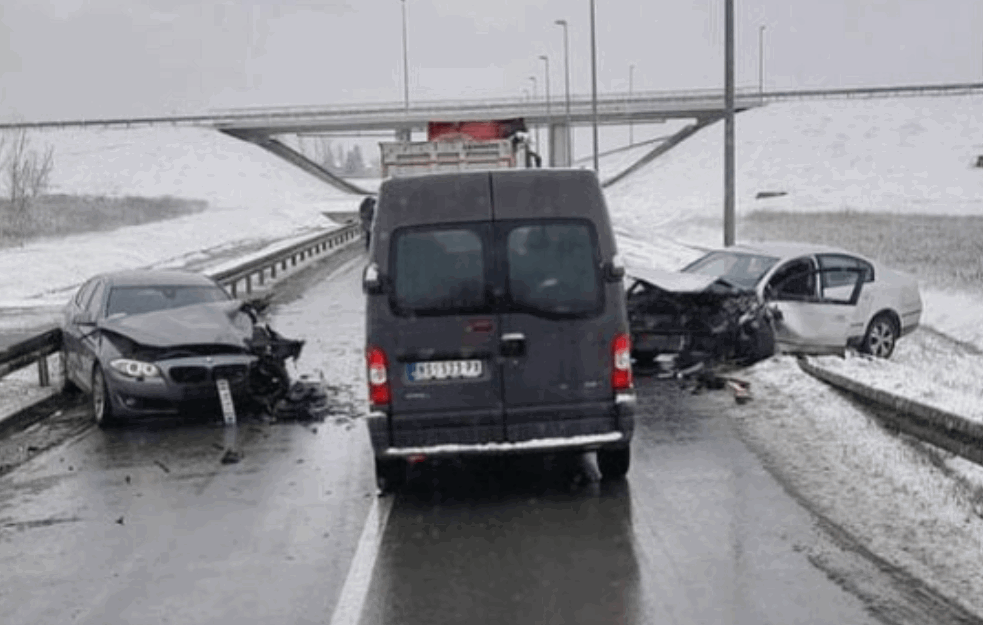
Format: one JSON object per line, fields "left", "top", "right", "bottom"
{"left": 91, "top": 365, "right": 115, "bottom": 428}
{"left": 862, "top": 314, "right": 898, "bottom": 359}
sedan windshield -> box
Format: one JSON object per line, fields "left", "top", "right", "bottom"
{"left": 105, "top": 285, "right": 230, "bottom": 317}
{"left": 681, "top": 251, "right": 780, "bottom": 289}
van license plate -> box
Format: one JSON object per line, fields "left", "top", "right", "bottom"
{"left": 407, "top": 360, "right": 483, "bottom": 382}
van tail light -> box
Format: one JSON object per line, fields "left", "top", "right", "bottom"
{"left": 366, "top": 345, "right": 391, "bottom": 406}
{"left": 611, "top": 333, "right": 633, "bottom": 391}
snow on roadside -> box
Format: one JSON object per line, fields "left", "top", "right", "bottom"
{"left": 1, "top": 125, "right": 365, "bottom": 309}
{"left": 732, "top": 355, "right": 983, "bottom": 618}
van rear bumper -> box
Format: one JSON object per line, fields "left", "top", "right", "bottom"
{"left": 379, "top": 430, "right": 627, "bottom": 458}
{"left": 366, "top": 391, "right": 635, "bottom": 458}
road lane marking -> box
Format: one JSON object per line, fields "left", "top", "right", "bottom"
{"left": 328, "top": 494, "right": 394, "bottom": 625}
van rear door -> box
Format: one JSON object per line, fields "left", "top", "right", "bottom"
{"left": 490, "top": 172, "right": 618, "bottom": 442}
{"left": 381, "top": 179, "right": 504, "bottom": 448}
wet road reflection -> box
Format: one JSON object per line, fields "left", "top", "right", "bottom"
{"left": 358, "top": 378, "right": 880, "bottom": 625}
{"left": 363, "top": 455, "right": 641, "bottom": 624}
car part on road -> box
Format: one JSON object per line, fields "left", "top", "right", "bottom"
{"left": 246, "top": 322, "right": 305, "bottom": 414}
{"left": 271, "top": 377, "right": 331, "bottom": 421}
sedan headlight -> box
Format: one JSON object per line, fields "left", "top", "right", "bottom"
{"left": 110, "top": 359, "right": 162, "bottom": 379}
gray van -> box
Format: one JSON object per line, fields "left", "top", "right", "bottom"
{"left": 362, "top": 170, "right": 636, "bottom": 491}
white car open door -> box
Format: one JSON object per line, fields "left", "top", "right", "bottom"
{"left": 764, "top": 259, "right": 866, "bottom": 354}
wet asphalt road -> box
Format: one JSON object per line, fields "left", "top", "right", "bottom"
{"left": 0, "top": 249, "right": 945, "bottom": 625}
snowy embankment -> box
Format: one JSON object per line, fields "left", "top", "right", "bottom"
{"left": 603, "top": 94, "right": 983, "bottom": 617}
{"left": 0, "top": 126, "right": 365, "bottom": 331}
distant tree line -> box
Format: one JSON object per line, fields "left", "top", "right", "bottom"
{"left": 299, "top": 136, "right": 380, "bottom": 178}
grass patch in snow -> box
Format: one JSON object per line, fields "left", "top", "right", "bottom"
{"left": 738, "top": 210, "right": 983, "bottom": 293}
{"left": 0, "top": 194, "right": 208, "bottom": 249}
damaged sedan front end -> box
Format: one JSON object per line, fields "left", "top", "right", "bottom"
{"left": 625, "top": 265, "right": 776, "bottom": 376}
{"left": 61, "top": 270, "right": 304, "bottom": 426}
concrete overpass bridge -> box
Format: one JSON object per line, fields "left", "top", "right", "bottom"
{"left": 2, "top": 81, "right": 981, "bottom": 194}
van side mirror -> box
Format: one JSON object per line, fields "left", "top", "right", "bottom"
{"left": 603, "top": 255, "right": 626, "bottom": 282}
{"left": 362, "top": 262, "right": 386, "bottom": 295}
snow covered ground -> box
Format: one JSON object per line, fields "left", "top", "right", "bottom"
{"left": 0, "top": 126, "right": 365, "bottom": 324}
{"left": 3, "top": 94, "right": 983, "bottom": 615}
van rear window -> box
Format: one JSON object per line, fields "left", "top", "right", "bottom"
{"left": 392, "top": 227, "right": 488, "bottom": 315}
{"left": 505, "top": 222, "right": 601, "bottom": 317}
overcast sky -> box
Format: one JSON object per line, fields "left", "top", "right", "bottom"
{"left": 1, "top": 0, "right": 981, "bottom": 121}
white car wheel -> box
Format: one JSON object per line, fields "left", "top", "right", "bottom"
{"left": 862, "top": 314, "right": 898, "bottom": 359}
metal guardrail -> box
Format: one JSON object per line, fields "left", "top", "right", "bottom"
{"left": 0, "top": 328, "right": 62, "bottom": 388}
{"left": 0, "top": 222, "right": 361, "bottom": 394}
{"left": 208, "top": 222, "right": 360, "bottom": 297}
{"left": 797, "top": 356, "right": 983, "bottom": 466}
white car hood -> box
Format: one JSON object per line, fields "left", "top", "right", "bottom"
{"left": 626, "top": 264, "right": 726, "bottom": 294}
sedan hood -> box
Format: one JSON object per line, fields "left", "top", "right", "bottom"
{"left": 98, "top": 300, "right": 253, "bottom": 349}
{"left": 627, "top": 264, "right": 730, "bottom": 294}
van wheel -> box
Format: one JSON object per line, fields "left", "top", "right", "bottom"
{"left": 597, "top": 446, "right": 630, "bottom": 480}
{"left": 91, "top": 365, "right": 116, "bottom": 428}
{"left": 375, "top": 457, "right": 405, "bottom": 494}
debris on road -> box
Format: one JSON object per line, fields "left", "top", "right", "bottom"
{"left": 220, "top": 449, "right": 241, "bottom": 464}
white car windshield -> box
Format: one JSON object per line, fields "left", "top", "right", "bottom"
{"left": 681, "top": 251, "right": 780, "bottom": 289}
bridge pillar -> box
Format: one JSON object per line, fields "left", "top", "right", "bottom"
{"left": 548, "top": 122, "right": 572, "bottom": 167}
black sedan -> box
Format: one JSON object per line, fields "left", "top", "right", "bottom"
{"left": 62, "top": 270, "right": 269, "bottom": 426}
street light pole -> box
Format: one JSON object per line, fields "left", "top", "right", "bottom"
{"left": 538, "top": 54, "right": 552, "bottom": 166}
{"left": 628, "top": 63, "right": 635, "bottom": 146}
{"left": 528, "top": 76, "right": 540, "bottom": 152}
{"left": 401, "top": 0, "right": 409, "bottom": 112}
{"left": 589, "top": 0, "right": 599, "bottom": 172}
{"left": 758, "top": 25, "right": 766, "bottom": 99}
{"left": 555, "top": 19, "right": 572, "bottom": 166}
{"left": 724, "top": 0, "right": 735, "bottom": 247}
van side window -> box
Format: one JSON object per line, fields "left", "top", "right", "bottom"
{"left": 505, "top": 221, "right": 602, "bottom": 317}
{"left": 392, "top": 227, "right": 488, "bottom": 315}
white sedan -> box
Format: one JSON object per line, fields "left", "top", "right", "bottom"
{"left": 680, "top": 241, "right": 922, "bottom": 358}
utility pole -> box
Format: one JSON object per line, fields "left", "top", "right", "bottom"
{"left": 555, "top": 19, "right": 573, "bottom": 166}
{"left": 539, "top": 55, "right": 552, "bottom": 166}
{"left": 724, "top": 0, "right": 735, "bottom": 247}
{"left": 758, "top": 25, "right": 766, "bottom": 99}
{"left": 401, "top": 0, "right": 409, "bottom": 111}
{"left": 589, "top": 0, "right": 599, "bottom": 172}
{"left": 528, "top": 76, "right": 540, "bottom": 153}
{"left": 628, "top": 64, "right": 635, "bottom": 145}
